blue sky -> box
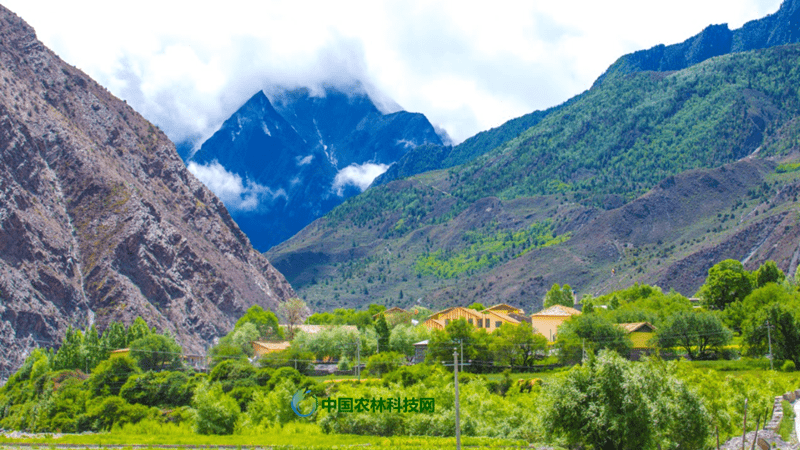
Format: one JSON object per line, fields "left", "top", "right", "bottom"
{"left": 3, "top": 0, "right": 783, "bottom": 145}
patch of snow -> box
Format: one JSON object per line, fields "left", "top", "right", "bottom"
{"left": 396, "top": 139, "right": 418, "bottom": 149}
{"left": 261, "top": 122, "right": 271, "bottom": 136}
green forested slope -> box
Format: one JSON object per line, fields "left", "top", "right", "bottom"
{"left": 268, "top": 45, "right": 800, "bottom": 313}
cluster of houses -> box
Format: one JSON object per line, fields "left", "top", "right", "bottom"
{"left": 247, "top": 303, "right": 657, "bottom": 363}
{"left": 397, "top": 303, "right": 656, "bottom": 362}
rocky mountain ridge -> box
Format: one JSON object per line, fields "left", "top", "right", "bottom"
{"left": 0, "top": 6, "right": 295, "bottom": 380}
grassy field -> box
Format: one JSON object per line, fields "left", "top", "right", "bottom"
{"left": 0, "top": 422, "right": 548, "bottom": 449}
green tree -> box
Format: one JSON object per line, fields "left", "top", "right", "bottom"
{"left": 365, "top": 351, "right": 406, "bottom": 376}
{"left": 742, "top": 302, "right": 800, "bottom": 365}
{"left": 543, "top": 283, "right": 575, "bottom": 308}
{"left": 82, "top": 325, "right": 105, "bottom": 371}
{"left": 426, "top": 319, "right": 491, "bottom": 369}
{"left": 724, "top": 283, "right": 798, "bottom": 331}
{"left": 374, "top": 315, "right": 390, "bottom": 353}
{"left": 543, "top": 351, "right": 709, "bottom": 450}
{"left": 129, "top": 334, "right": 183, "bottom": 372}
{"left": 555, "top": 314, "right": 631, "bottom": 363}
{"left": 120, "top": 371, "right": 199, "bottom": 407}
{"left": 698, "top": 259, "right": 754, "bottom": 309}
{"left": 52, "top": 326, "right": 83, "bottom": 371}
{"left": 101, "top": 322, "right": 128, "bottom": 350}
{"left": 491, "top": 322, "right": 548, "bottom": 367}
{"left": 388, "top": 324, "right": 430, "bottom": 358}
{"left": 467, "top": 302, "right": 486, "bottom": 311}
{"left": 657, "top": 310, "right": 732, "bottom": 360}
{"left": 235, "top": 305, "right": 283, "bottom": 340}
{"left": 193, "top": 382, "right": 240, "bottom": 435}
{"left": 279, "top": 297, "right": 310, "bottom": 339}
{"left": 89, "top": 355, "right": 141, "bottom": 397}
{"left": 127, "top": 317, "right": 154, "bottom": 343}
{"left": 755, "top": 260, "right": 786, "bottom": 288}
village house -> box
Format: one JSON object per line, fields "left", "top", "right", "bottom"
{"left": 530, "top": 304, "right": 582, "bottom": 342}
{"left": 617, "top": 322, "right": 657, "bottom": 360}
{"left": 423, "top": 305, "right": 522, "bottom": 332}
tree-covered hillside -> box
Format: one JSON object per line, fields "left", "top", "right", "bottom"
{"left": 268, "top": 45, "right": 800, "bottom": 314}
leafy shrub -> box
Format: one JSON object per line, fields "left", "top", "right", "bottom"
{"left": 193, "top": 382, "right": 240, "bottom": 435}
{"left": 366, "top": 352, "right": 406, "bottom": 377}
{"left": 781, "top": 360, "right": 796, "bottom": 372}
{"left": 382, "top": 364, "right": 441, "bottom": 387}
{"left": 129, "top": 334, "right": 183, "bottom": 372}
{"left": 259, "top": 348, "right": 316, "bottom": 375}
{"left": 76, "top": 396, "right": 156, "bottom": 431}
{"left": 209, "top": 359, "right": 257, "bottom": 392}
{"left": 89, "top": 355, "right": 141, "bottom": 397}
{"left": 120, "top": 371, "right": 201, "bottom": 407}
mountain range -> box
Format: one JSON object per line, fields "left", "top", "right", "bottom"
{"left": 0, "top": 6, "right": 295, "bottom": 379}
{"left": 267, "top": 0, "right": 800, "bottom": 314}
{"left": 183, "top": 86, "right": 445, "bottom": 251}
{"left": 374, "top": 0, "right": 800, "bottom": 186}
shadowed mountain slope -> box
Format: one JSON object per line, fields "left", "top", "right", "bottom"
{"left": 0, "top": 6, "right": 295, "bottom": 379}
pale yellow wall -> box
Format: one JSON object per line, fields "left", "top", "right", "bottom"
{"left": 530, "top": 317, "right": 570, "bottom": 342}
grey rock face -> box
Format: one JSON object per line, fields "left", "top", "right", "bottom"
{"left": 0, "top": 6, "right": 295, "bottom": 380}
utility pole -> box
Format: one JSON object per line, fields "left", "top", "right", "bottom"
{"left": 357, "top": 339, "right": 361, "bottom": 381}
{"left": 741, "top": 397, "right": 748, "bottom": 450}
{"left": 766, "top": 320, "right": 774, "bottom": 371}
{"left": 454, "top": 349, "right": 461, "bottom": 450}
{"left": 460, "top": 339, "right": 464, "bottom": 372}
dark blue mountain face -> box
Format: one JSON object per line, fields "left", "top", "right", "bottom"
{"left": 186, "top": 86, "right": 444, "bottom": 251}
{"left": 596, "top": 0, "right": 800, "bottom": 85}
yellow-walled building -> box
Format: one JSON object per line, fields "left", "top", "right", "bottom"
{"left": 424, "top": 306, "right": 521, "bottom": 333}
{"left": 530, "top": 305, "right": 582, "bottom": 342}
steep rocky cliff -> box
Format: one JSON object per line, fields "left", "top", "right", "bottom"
{"left": 0, "top": 6, "right": 295, "bottom": 380}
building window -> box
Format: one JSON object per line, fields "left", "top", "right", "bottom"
{"left": 468, "top": 318, "right": 473, "bottom": 325}
{"left": 445, "top": 319, "right": 450, "bottom": 325}
{"left": 496, "top": 321, "right": 502, "bottom": 328}
{"left": 477, "top": 319, "right": 483, "bottom": 328}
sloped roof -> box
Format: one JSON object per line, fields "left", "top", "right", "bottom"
{"left": 483, "top": 303, "right": 524, "bottom": 314}
{"left": 252, "top": 341, "right": 291, "bottom": 351}
{"left": 428, "top": 306, "right": 484, "bottom": 321}
{"left": 532, "top": 305, "right": 582, "bottom": 317}
{"left": 373, "top": 306, "right": 408, "bottom": 318}
{"left": 486, "top": 310, "right": 521, "bottom": 324}
{"left": 617, "top": 322, "right": 657, "bottom": 333}
{"left": 290, "top": 324, "right": 358, "bottom": 335}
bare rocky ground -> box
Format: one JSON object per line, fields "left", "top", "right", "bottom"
{"left": 0, "top": 5, "right": 296, "bottom": 378}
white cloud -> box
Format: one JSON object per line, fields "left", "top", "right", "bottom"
{"left": 332, "top": 163, "right": 390, "bottom": 195}
{"left": 186, "top": 161, "right": 285, "bottom": 212}
{"left": 296, "top": 155, "right": 314, "bottom": 166}
{"left": 2, "top": 0, "right": 783, "bottom": 145}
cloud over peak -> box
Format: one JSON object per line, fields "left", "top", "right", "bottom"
{"left": 187, "top": 161, "right": 285, "bottom": 212}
